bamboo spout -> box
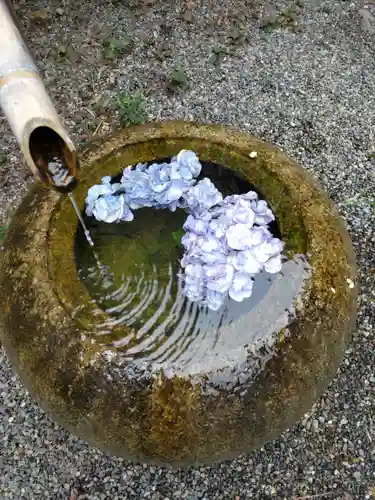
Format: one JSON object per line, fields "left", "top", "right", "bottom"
{"left": 0, "top": 0, "right": 79, "bottom": 192}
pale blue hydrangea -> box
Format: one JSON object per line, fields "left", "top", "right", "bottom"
{"left": 231, "top": 250, "right": 263, "bottom": 275}
{"left": 226, "top": 224, "right": 254, "bottom": 250}
{"left": 86, "top": 181, "right": 116, "bottom": 217}
{"left": 264, "top": 254, "right": 283, "bottom": 273}
{"left": 86, "top": 150, "right": 285, "bottom": 311}
{"left": 92, "top": 194, "right": 134, "bottom": 223}
{"left": 181, "top": 263, "right": 206, "bottom": 302}
{"left": 205, "top": 290, "right": 226, "bottom": 311}
{"left": 251, "top": 199, "right": 275, "bottom": 225}
{"left": 180, "top": 178, "right": 223, "bottom": 214}
{"left": 172, "top": 150, "right": 201, "bottom": 180}
{"left": 121, "top": 161, "right": 193, "bottom": 211}
{"left": 120, "top": 164, "right": 155, "bottom": 209}
{"left": 87, "top": 150, "right": 202, "bottom": 219}
{"left": 205, "top": 263, "right": 235, "bottom": 294}
{"left": 229, "top": 272, "right": 254, "bottom": 302}
{"left": 183, "top": 214, "right": 209, "bottom": 235}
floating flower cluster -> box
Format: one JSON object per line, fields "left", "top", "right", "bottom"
{"left": 179, "top": 193, "right": 284, "bottom": 310}
{"left": 86, "top": 150, "right": 202, "bottom": 221}
{"left": 85, "top": 150, "right": 284, "bottom": 311}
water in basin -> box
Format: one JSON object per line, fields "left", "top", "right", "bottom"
{"left": 75, "top": 161, "right": 310, "bottom": 380}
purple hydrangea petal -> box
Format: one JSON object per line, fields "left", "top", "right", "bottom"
{"left": 181, "top": 232, "right": 199, "bottom": 251}
{"left": 205, "top": 264, "right": 234, "bottom": 293}
{"left": 199, "top": 211, "right": 213, "bottom": 222}
{"left": 86, "top": 183, "right": 113, "bottom": 202}
{"left": 148, "top": 164, "right": 171, "bottom": 193}
{"left": 205, "top": 290, "right": 226, "bottom": 311}
{"left": 226, "top": 224, "right": 253, "bottom": 250}
{"left": 135, "top": 163, "right": 148, "bottom": 172}
{"left": 85, "top": 184, "right": 115, "bottom": 216}
{"left": 165, "top": 179, "right": 190, "bottom": 202}
{"left": 250, "top": 238, "right": 284, "bottom": 263}
{"left": 183, "top": 215, "right": 209, "bottom": 235}
{"left": 251, "top": 199, "right": 275, "bottom": 225}
{"left": 177, "top": 150, "right": 202, "bottom": 178}
{"left": 151, "top": 180, "right": 170, "bottom": 194}
{"left": 263, "top": 238, "right": 285, "bottom": 256}
{"left": 250, "top": 245, "right": 271, "bottom": 263}
{"left": 242, "top": 191, "right": 258, "bottom": 201}
{"left": 229, "top": 272, "right": 254, "bottom": 302}
{"left": 232, "top": 199, "right": 255, "bottom": 226}
{"left": 119, "top": 197, "right": 134, "bottom": 222}
{"left": 197, "top": 234, "right": 222, "bottom": 253}
{"left": 248, "top": 226, "right": 270, "bottom": 246}
{"left": 167, "top": 201, "right": 179, "bottom": 212}
{"left": 190, "top": 249, "right": 228, "bottom": 266}
{"left": 231, "top": 250, "right": 263, "bottom": 274}
{"left": 209, "top": 214, "right": 231, "bottom": 238}
{"left": 183, "top": 178, "right": 223, "bottom": 214}
{"left": 92, "top": 195, "right": 126, "bottom": 223}
{"left": 185, "top": 263, "right": 205, "bottom": 281}
{"left": 264, "top": 254, "right": 283, "bottom": 273}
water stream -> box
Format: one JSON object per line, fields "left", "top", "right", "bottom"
{"left": 68, "top": 193, "right": 95, "bottom": 247}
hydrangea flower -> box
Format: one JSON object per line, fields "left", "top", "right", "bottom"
{"left": 226, "top": 224, "right": 254, "bottom": 250}
{"left": 92, "top": 194, "right": 134, "bottom": 223}
{"left": 229, "top": 272, "right": 254, "bottom": 302}
{"left": 85, "top": 150, "right": 285, "bottom": 311}
{"left": 181, "top": 178, "right": 223, "bottom": 214}
{"left": 205, "top": 263, "right": 235, "bottom": 293}
{"left": 183, "top": 214, "right": 209, "bottom": 235}
{"left": 264, "top": 254, "right": 283, "bottom": 273}
{"left": 85, "top": 181, "right": 115, "bottom": 216}
{"left": 87, "top": 151, "right": 201, "bottom": 220}
{"left": 205, "top": 290, "right": 226, "bottom": 311}
{"left": 231, "top": 250, "right": 263, "bottom": 275}
{"left": 121, "top": 164, "right": 155, "bottom": 209}
{"left": 172, "top": 150, "right": 202, "bottom": 180}
{"left": 179, "top": 191, "right": 284, "bottom": 309}
{"left": 251, "top": 238, "right": 284, "bottom": 263}
{"left": 181, "top": 263, "right": 205, "bottom": 302}
{"left": 251, "top": 199, "right": 275, "bottom": 225}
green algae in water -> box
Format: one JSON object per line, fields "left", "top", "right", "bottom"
{"left": 75, "top": 161, "right": 310, "bottom": 377}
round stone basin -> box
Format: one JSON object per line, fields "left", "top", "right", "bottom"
{"left": 0, "top": 122, "right": 357, "bottom": 467}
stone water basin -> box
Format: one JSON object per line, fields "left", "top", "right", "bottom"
{"left": 0, "top": 122, "right": 357, "bottom": 466}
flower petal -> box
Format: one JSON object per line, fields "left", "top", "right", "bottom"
{"left": 226, "top": 224, "right": 253, "bottom": 250}
{"left": 231, "top": 250, "right": 263, "bottom": 274}
{"left": 229, "top": 272, "right": 253, "bottom": 301}
{"left": 264, "top": 254, "right": 283, "bottom": 273}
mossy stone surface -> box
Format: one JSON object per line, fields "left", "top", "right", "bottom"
{"left": 0, "top": 121, "right": 357, "bottom": 466}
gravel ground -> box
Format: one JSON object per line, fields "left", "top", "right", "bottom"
{"left": 1, "top": 0, "right": 375, "bottom": 498}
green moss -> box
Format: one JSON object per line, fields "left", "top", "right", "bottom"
{"left": 146, "top": 373, "right": 201, "bottom": 459}
{"left": 0, "top": 225, "right": 7, "bottom": 241}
